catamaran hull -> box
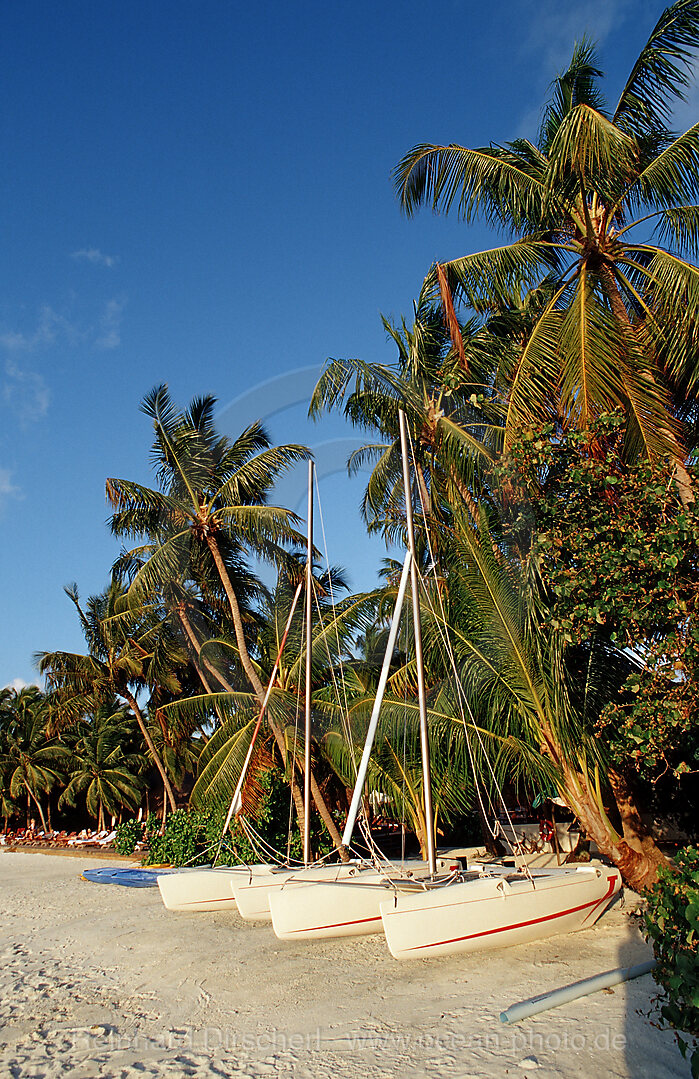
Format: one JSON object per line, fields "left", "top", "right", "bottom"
{"left": 380, "top": 865, "right": 621, "bottom": 959}
{"left": 232, "top": 863, "right": 375, "bottom": 921}
{"left": 157, "top": 864, "right": 273, "bottom": 912}
{"left": 270, "top": 874, "right": 394, "bottom": 939}
{"left": 270, "top": 856, "right": 464, "bottom": 939}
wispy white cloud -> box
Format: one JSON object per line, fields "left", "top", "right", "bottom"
{"left": 3, "top": 359, "right": 50, "bottom": 424}
{"left": 514, "top": 0, "right": 646, "bottom": 137}
{"left": 520, "top": 0, "right": 637, "bottom": 71}
{"left": 0, "top": 466, "right": 21, "bottom": 508}
{"left": 0, "top": 294, "right": 127, "bottom": 367}
{"left": 4, "top": 677, "right": 29, "bottom": 692}
{"left": 0, "top": 305, "right": 83, "bottom": 353}
{"left": 71, "top": 247, "right": 119, "bottom": 268}
{"left": 96, "top": 296, "right": 126, "bottom": 350}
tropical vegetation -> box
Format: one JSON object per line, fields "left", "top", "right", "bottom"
{"left": 3, "top": 8, "right": 699, "bottom": 1058}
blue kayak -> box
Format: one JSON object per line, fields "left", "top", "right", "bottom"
{"left": 81, "top": 866, "right": 178, "bottom": 888}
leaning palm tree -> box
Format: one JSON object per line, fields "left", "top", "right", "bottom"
{"left": 172, "top": 561, "right": 377, "bottom": 849}
{"left": 422, "top": 504, "right": 666, "bottom": 890}
{"left": 39, "top": 581, "right": 184, "bottom": 812}
{"left": 396, "top": 0, "right": 699, "bottom": 492}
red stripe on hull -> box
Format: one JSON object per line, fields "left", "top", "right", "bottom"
{"left": 402, "top": 875, "right": 618, "bottom": 952}
{"left": 284, "top": 913, "right": 383, "bottom": 934}
{"left": 186, "top": 896, "right": 238, "bottom": 906}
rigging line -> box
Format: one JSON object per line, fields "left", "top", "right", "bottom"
{"left": 212, "top": 580, "right": 304, "bottom": 867}
{"left": 237, "top": 817, "right": 275, "bottom": 864}
{"left": 297, "top": 574, "right": 358, "bottom": 867}
{"left": 238, "top": 815, "right": 291, "bottom": 865}
{"left": 357, "top": 806, "right": 413, "bottom": 875}
{"left": 313, "top": 467, "right": 355, "bottom": 764}
{"left": 240, "top": 811, "right": 320, "bottom": 867}
{"left": 419, "top": 552, "right": 527, "bottom": 861}
{"left": 421, "top": 562, "right": 532, "bottom": 872}
{"left": 402, "top": 427, "right": 494, "bottom": 810}
{"left": 311, "top": 575, "right": 356, "bottom": 770}
{"left": 182, "top": 832, "right": 251, "bottom": 870}
{"left": 415, "top": 535, "right": 523, "bottom": 850}
{"left": 405, "top": 425, "right": 533, "bottom": 876}
{"left": 358, "top": 815, "right": 395, "bottom": 872}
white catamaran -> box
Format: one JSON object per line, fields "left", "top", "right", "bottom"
{"left": 270, "top": 410, "right": 621, "bottom": 951}
{"left": 158, "top": 460, "right": 446, "bottom": 916}
{"left": 232, "top": 459, "right": 457, "bottom": 922}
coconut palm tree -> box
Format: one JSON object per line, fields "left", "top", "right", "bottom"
{"left": 419, "top": 503, "right": 669, "bottom": 890}
{"left": 0, "top": 687, "right": 69, "bottom": 833}
{"left": 395, "top": 0, "right": 699, "bottom": 494}
{"left": 106, "top": 386, "right": 307, "bottom": 696}
{"left": 106, "top": 387, "right": 347, "bottom": 849}
{"left": 310, "top": 302, "right": 501, "bottom": 543}
{"left": 60, "top": 705, "right": 144, "bottom": 829}
{"left": 169, "top": 560, "right": 376, "bottom": 851}
{"left": 39, "top": 581, "right": 184, "bottom": 812}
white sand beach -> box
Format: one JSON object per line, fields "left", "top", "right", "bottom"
{"left": 0, "top": 851, "right": 685, "bottom": 1078}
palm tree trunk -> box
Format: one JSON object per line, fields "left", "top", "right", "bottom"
{"left": 559, "top": 762, "right": 668, "bottom": 892}
{"left": 414, "top": 459, "right": 432, "bottom": 519}
{"left": 535, "top": 699, "right": 669, "bottom": 891}
{"left": 24, "top": 781, "right": 48, "bottom": 834}
{"left": 122, "top": 689, "right": 177, "bottom": 813}
{"left": 608, "top": 769, "right": 668, "bottom": 864}
{"left": 176, "top": 607, "right": 215, "bottom": 694}
{"left": 176, "top": 606, "right": 236, "bottom": 736}
{"left": 307, "top": 766, "right": 343, "bottom": 855}
{"left": 206, "top": 535, "right": 268, "bottom": 700}
{"left": 206, "top": 533, "right": 347, "bottom": 857}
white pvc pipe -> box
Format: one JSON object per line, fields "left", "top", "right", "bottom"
{"left": 499, "top": 959, "right": 656, "bottom": 1024}
{"left": 341, "top": 549, "right": 412, "bottom": 848}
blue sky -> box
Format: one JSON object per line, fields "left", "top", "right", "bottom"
{"left": 0, "top": 0, "right": 682, "bottom": 687}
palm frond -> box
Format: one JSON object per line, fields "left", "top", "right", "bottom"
{"left": 539, "top": 38, "right": 606, "bottom": 153}
{"left": 614, "top": 0, "right": 699, "bottom": 135}
{"left": 394, "top": 142, "right": 547, "bottom": 230}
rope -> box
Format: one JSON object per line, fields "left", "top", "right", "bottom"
{"left": 405, "top": 425, "right": 534, "bottom": 880}
{"left": 212, "top": 581, "right": 304, "bottom": 867}
{"left": 401, "top": 607, "right": 410, "bottom": 862}
{"left": 311, "top": 580, "right": 356, "bottom": 771}
{"left": 313, "top": 469, "right": 356, "bottom": 768}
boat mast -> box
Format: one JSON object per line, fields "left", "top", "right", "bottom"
{"left": 303, "top": 459, "right": 314, "bottom": 865}
{"left": 341, "top": 548, "right": 412, "bottom": 849}
{"left": 398, "top": 409, "right": 437, "bottom": 875}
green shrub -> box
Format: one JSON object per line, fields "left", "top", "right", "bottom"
{"left": 142, "top": 810, "right": 203, "bottom": 866}
{"left": 125, "top": 767, "right": 339, "bottom": 868}
{"left": 644, "top": 847, "right": 699, "bottom": 1077}
{"left": 113, "top": 818, "right": 144, "bottom": 856}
